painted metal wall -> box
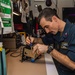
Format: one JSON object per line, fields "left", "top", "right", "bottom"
{"left": 30, "top": 0, "right": 74, "bottom": 19}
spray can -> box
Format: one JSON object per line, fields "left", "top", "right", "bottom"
{"left": 37, "top": 29, "right": 40, "bottom": 38}
{"left": 21, "top": 34, "right": 26, "bottom": 45}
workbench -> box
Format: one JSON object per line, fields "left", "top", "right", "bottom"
{"left": 7, "top": 52, "right": 58, "bottom": 75}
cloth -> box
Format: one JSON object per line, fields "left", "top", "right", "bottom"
{"left": 21, "top": 10, "right": 27, "bottom": 23}
{"left": 21, "top": 0, "right": 29, "bottom": 23}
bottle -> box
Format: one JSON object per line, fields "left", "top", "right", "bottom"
{"left": 21, "top": 34, "right": 26, "bottom": 45}
{"left": 37, "top": 29, "right": 40, "bottom": 38}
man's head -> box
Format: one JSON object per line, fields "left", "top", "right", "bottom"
{"left": 38, "top": 8, "right": 60, "bottom": 35}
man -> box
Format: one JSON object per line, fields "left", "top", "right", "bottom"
{"left": 26, "top": 8, "right": 75, "bottom": 75}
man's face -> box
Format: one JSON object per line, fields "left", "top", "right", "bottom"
{"left": 40, "top": 17, "right": 59, "bottom": 35}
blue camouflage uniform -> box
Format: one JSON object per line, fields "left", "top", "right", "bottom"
{"left": 42, "top": 20, "right": 75, "bottom": 75}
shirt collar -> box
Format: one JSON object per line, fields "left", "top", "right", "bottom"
{"left": 60, "top": 20, "right": 72, "bottom": 41}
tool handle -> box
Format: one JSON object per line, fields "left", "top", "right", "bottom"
{"left": 28, "top": 34, "right": 33, "bottom": 47}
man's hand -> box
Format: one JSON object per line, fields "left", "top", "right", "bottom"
{"left": 26, "top": 36, "right": 35, "bottom": 45}
{"left": 33, "top": 44, "right": 48, "bottom": 55}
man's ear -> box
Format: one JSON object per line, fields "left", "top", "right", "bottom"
{"left": 52, "top": 16, "right": 57, "bottom": 22}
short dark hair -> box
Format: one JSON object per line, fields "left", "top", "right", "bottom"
{"left": 38, "top": 8, "right": 59, "bottom": 24}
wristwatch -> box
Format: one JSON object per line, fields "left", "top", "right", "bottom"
{"left": 47, "top": 45, "right": 54, "bottom": 54}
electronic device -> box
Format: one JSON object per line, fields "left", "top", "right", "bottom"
{"left": 21, "top": 45, "right": 41, "bottom": 62}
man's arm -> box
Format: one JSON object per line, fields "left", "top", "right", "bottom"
{"left": 50, "top": 49, "right": 75, "bottom": 70}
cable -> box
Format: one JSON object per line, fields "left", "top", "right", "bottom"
{"left": 10, "top": 46, "right": 23, "bottom": 57}
{"left": 10, "top": 43, "right": 26, "bottom": 57}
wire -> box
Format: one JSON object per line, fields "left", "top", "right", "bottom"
{"left": 10, "top": 46, "right": 23, "bottom": 57}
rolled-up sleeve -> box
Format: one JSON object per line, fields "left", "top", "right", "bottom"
{"left": 67, "top": 34, "right": 75, "bottom": 62}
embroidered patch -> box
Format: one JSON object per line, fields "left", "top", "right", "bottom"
{"left": 61, "top": 42, "right": 68, "bottom": 49}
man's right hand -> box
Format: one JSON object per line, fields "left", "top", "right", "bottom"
{"left": 26, "top": 36, "right": 35, "bottom": 45}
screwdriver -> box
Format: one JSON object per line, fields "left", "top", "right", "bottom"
{"left": 28, "top": 34, "right": 33, "bottom": 47}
